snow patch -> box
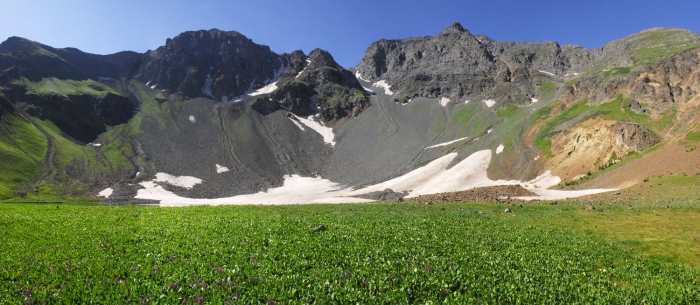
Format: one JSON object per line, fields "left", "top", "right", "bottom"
{"left": 464, "top": 100, "right": 471, "bottom": 105}
{"left": 229, "top": 62, "right": 291, "bottom": 102}
{"left": 288, "top": 116, "right": 305, "bottom": 131}
{"left": 137, "top": 175, "right": 372, "bottom": 206}
{"left": 534, "top": 156, "right": 539, "bottom": 161}
{"left": 530, "top": 98, "right": 538, "bottom": 104}
{"left": 372, "top": 80, "right": 394, "bottom": 95}
{"left": 134, "top": 150, "right": 616, "bottom": 205}
{"left": 438, "top": 97, "right": 451, "bottom": 107}
{"left": 98, "top": 188, "right": 113, "bottom": 198}
{"left": 189, "top": 115, "right": 196, "bottom": 123}
{"left": 425, "top": 137, "right": 469, "bottom": 149}
{"left": 362, "top": 86, "right": 375, "bottom": 95}
{"left": 150, "top": 84, "right": 157, "bottom": 89}
{"left": 487, "top": 129, "right": 493, "bottom": 134}
{"left": 355, "top": 71, "right": 370, "bottom": 82}
{"left": 136, "top": 172, "right": 140, "bottom": 177}
{"left": 538, "top": 70, "right": 556, "bottom": 76}
{"left": 496, "top": 144, "right": 505, "bottom": 154}
{"left": 482, "top": 99, "right": 496, "bottom": 107}
{"left": 294, "top": 115, "right": 335, "bottom": 146}
{"left": 227, "top": 39, "right": 231, "bottom": 45}
{"left": 295, "top": 59, "right": 311, "bottom": 79}
{"left": 88, "top": 143, "right": 102, "bottom": 147}
{"left": 201, "top": 73, "right": 214, "bottom": 97}
{"left": 153, "top": 173, "right": 203, "bottom": 189}
{"left": 215, "top": 164, "right": 230, "bottom": 174}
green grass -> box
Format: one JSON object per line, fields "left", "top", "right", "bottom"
{"left": 0, "top": 114, "right": 48, "bottom": 199}
{"left": 685, "top": 130, "right": 700, "bottom": 143}
{"left": 1, "top": 202, "right": 699, "bottom": 303}
{"left": 537, "top": 82, "right": 558, "bottom": 102}
{"left": 18, "top": 77, "right": 119, "bottom": 99}
{"left": 604, "top": 67, "right": 631, "bottom": 77}
{"left": 633, "top": 42, "right": 700, "bottom": 65}
{"left": 496, "top": 104, "right": 518, "bottom": 118}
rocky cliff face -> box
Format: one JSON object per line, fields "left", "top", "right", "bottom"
{"left": 132, "top": 29, "right": 291, "bottom": 100}
{"left": 131, "top": 29, "right": 369, "bottom": 123}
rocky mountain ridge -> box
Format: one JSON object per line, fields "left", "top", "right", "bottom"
{"left": 0, "top": 24, "right": 699, "bottom": 202}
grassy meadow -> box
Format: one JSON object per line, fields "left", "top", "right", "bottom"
{"left": 2, "top": 176, "right": 700, "bottom": 304}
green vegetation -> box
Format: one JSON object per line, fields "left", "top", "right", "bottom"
{"left": 685, "top": 130, "right": 700, "bottom": 143}
{"left": 17, "top": 77, "right": 119, "bottom": 99}
{"left": 537, "top": 82, "right": 558, "bottom": 102}
{"left": 604, "top": 67, "right": 631, "bottom": 77}
{"left": 533, "top": 95, "right": 658, "bottom": 158}
{"left": 1, "top": 200, "right": 700, "bottom": 303}
{"left": 0, "top": 114, "right": 48, "bottom": 199}
{"left": 632, "top": 29, "right": 700, "bottom": 65}
{"left": 564, "top": 78, "right": 579, "bottom": 88}
{"left": 496, "top": 104, "right": 518, "bottom": 118}
{"left": 533, "top": 100, "right": 589, "bottom": 157}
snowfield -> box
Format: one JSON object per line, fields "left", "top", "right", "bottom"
{"left": 229, "top": 61, "right": 290, "bottom": 102}
{"left": 372, "top": 80, "right": 394, "bottom": 95}
{"left": 439, "top": 97, "right": 451, "bottom": 107}
{"left": 215, "top": 164, "right": 230, "bottom": 173}
{"left": 425, "top": 137, "right": 469, "bottom": 149}
{"left": 294, "top": 115, "right": 336, "bottom": 146}
{"left": 98, "top": 188, "right": 113, "bottom": 198}
{"left": 134, "top": 150, "right": 616, "bottom": 205}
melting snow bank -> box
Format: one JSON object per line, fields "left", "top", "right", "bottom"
{"left": 482, "top": 99, "right": 496, "bottom": 107}
{"left": 425, "top": 137, "right": 469, "bottom": 149}
{"left": 229, "top": 62, "right": 291, "bottom": 102}
{"left": 294, "top": 115, "right": 335, "bottom": 146}
{"left": 372, "top": 80, "right": 394, "bottom": 95}
{"left": 153, "top": 173, "right": 203, "bottom": 189}
{"left": 496, "top": 144, "right": 505, "bottom": 154}
{"left": 355, "top": 71, "right": 370, "bottom": 82}
{"left": 98, "top": 188, "right": 113, "bottom": 198}
{"left": 134, "top": 150, "right": 616, "bottom": 205}
{"left": 137, "top": 175, "right": 373, "bottom": 206}
{"left": 538, "top": 70, "right": 556, "bottom": 76}
{"left": 347, "top": 151, "right": 616, "bottom": 200}
{"left": 201, "top": 74, "right": 214, "bottom": 97}
{"left": 216, "top": 164, "right": 230, "bottom": 173}
{"left": 439, "top": 97, "right": 451, "bottom": 107}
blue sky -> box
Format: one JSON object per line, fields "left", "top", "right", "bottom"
{"left": 1, "top": 0, "right": 698, "bottom": 67}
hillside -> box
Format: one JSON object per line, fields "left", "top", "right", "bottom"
{"left": 0, "top": 25, "right": 699, "bottom": 204}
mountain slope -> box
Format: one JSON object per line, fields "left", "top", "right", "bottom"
{"left": 0, "top": 25, "right": 699, "bottom": 203}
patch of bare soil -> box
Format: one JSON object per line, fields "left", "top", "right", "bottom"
{"left": 403, "top": 185, "right": 535, "bottom": 203}
{"left": 579, "top": 142, "right": 700, "bottom": 190}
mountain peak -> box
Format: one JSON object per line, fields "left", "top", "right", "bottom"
{"left": 439, "top": 22, "right": 470, "bottom": 35}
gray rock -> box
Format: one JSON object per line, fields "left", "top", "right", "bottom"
{"left": 311, "top": 225, "right": 326, "bottom": 232}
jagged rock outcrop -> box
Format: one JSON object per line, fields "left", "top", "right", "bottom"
{"left": 612, "top": 121, "right": 660, "bottom": 152}
{"left": 354, "top": 23, "right": 562, "bottom": 107}
{"left": 131, "top": 29, "right": 294, "bottom": 100}
{"left": 132, "top": 30, "right": 369, "bottom": 122}
{"left": 271, "top": 49, "right": 369, "bottom": 121}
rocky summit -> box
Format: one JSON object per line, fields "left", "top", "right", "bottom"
{"left": 1, "top": 24, "right": 699, "bottom": 204}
